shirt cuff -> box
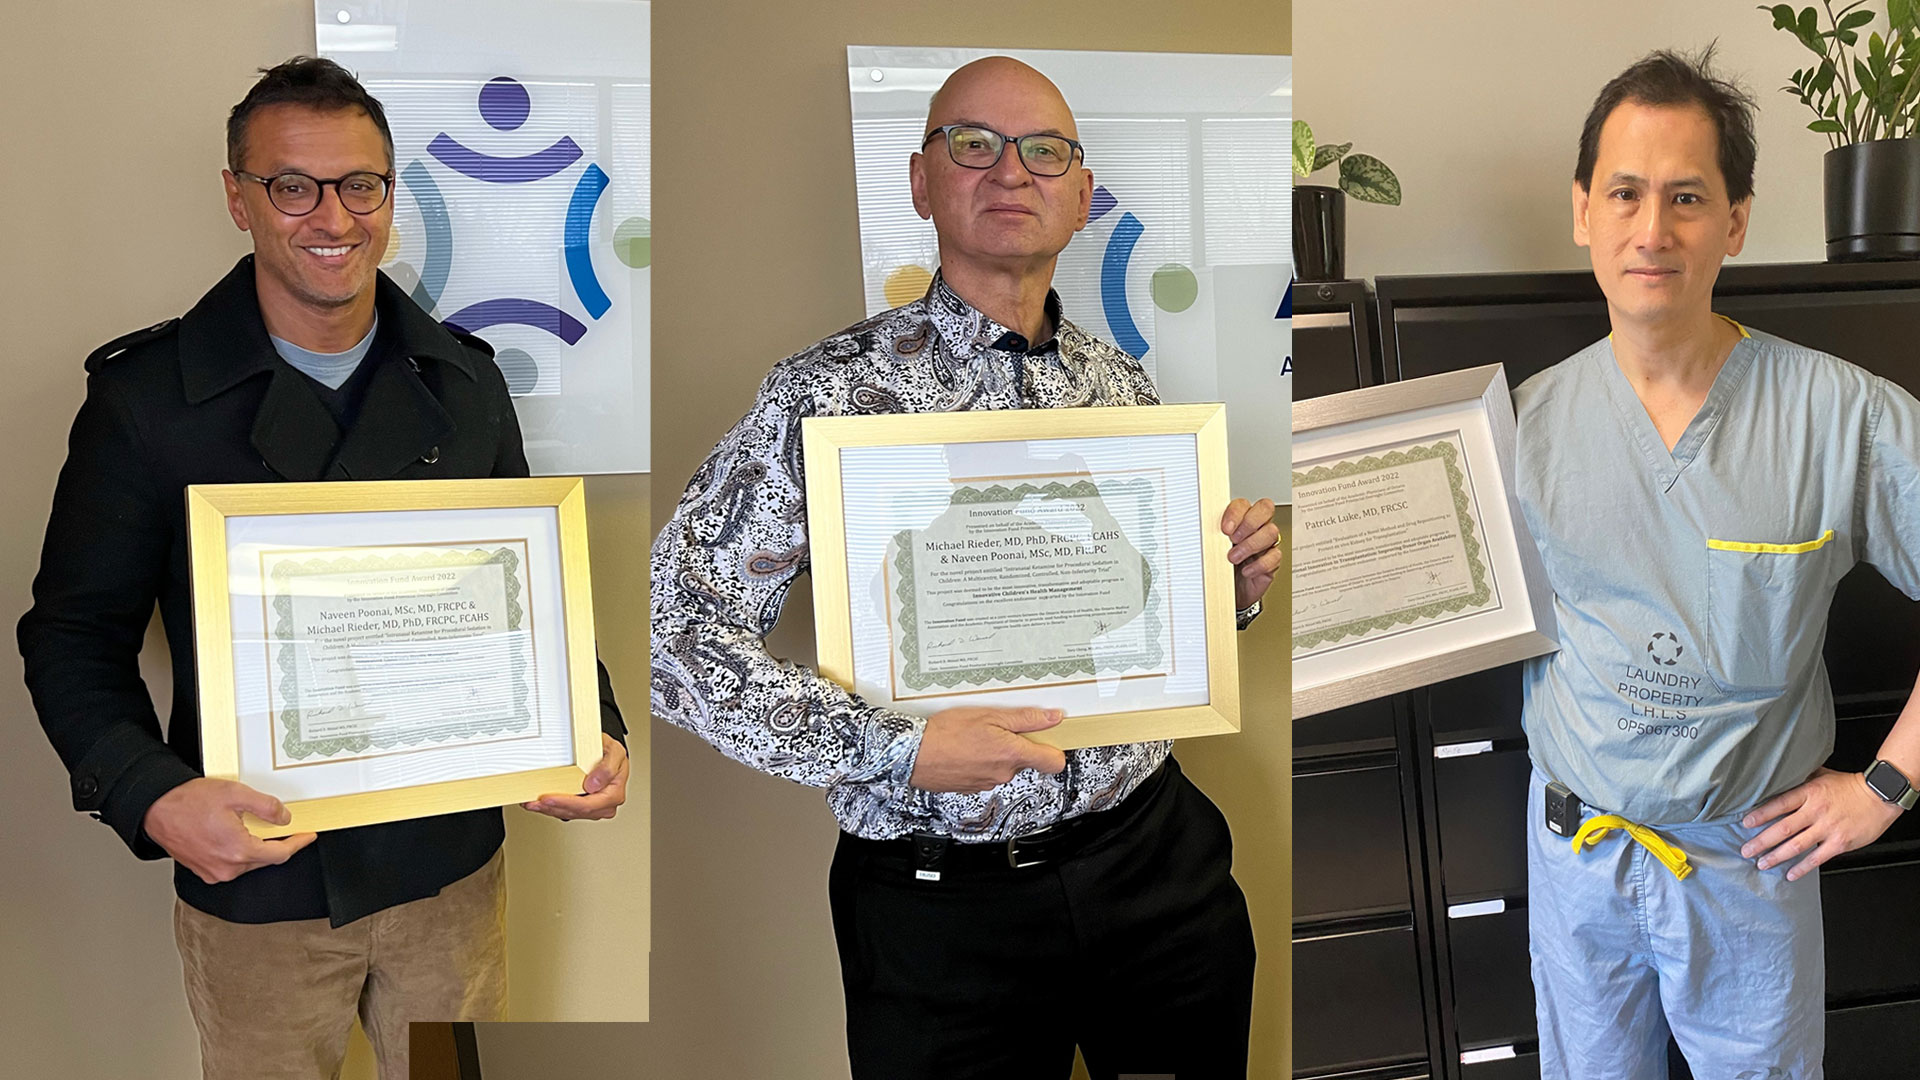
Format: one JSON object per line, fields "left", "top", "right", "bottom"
{"left": 879, "top": 712, "right": 929, "bottom": 790}
{"left": 1236, "top": 598, "right": 1263, "bottom": 630}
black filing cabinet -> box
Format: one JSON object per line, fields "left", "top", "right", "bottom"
{"left": 1293, "top": 281, "right": 1438, "bottom": 1080}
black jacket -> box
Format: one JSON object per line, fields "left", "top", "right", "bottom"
{"left": 18, "top": 256, "right": 626, "bottom": 927}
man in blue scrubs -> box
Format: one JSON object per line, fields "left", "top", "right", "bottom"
{"left": 1514, "top": 49, "right": 1920, "bottom": 1078}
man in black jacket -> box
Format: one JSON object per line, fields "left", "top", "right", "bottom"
{"left": 17, "top": 57, "right": 628, "bottom": 1080}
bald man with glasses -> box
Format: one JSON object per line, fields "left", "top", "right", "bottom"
{"left": 651, "top": 55, "right": 1279, "bottom": 1079}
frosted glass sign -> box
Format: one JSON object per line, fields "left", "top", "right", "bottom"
{"left": 319, "top": 0, "right": 651, "bottom": 474}
{"left": 847, "top": 46, "right": 1291, "bottom": 498}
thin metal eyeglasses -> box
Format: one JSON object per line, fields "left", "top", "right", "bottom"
{"left": 921, "top": 125, "right": 1084, "bottom": 177}
{"left": 233, "top": 170, "right": 395, "bottom": 216}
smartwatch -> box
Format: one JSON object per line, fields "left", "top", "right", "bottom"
{"left": 1865, "top": 759, "right": 1919, "bottom": 811}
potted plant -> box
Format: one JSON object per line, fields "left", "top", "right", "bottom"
{"left": 1292, "top": 121, "right": 1401, "bottom": 281}
{"left": 1764, "top": 1, "right": 1920, "bottom": 259}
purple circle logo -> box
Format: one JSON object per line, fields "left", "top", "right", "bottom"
{"left": 479, "top": 76, "right": 531, "bottom": 132}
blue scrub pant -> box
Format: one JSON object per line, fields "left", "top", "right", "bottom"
{"left": 1526, "top": 772, "right": 1825, "bottom": 1079}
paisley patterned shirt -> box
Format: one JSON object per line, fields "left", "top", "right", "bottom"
{"left": 650, "top": 272, "right": 1178, "bottom": 841}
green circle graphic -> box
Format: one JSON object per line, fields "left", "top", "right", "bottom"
{"left": 614, "top": 216, "right": 651, "bottom": 269}
{"left": 1151, "top": 264, "right": 1199, "bottom": 313}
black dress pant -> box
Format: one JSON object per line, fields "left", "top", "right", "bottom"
{"left": 828, "top": 757, "right": 1257, "bottom": 1080}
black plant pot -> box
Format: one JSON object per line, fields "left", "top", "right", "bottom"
{"left": 1824, "top": 139, "right": 1920, "bottom": 261}
{"left": 1293, "top": 184, "right": 1346, "bottom": 281}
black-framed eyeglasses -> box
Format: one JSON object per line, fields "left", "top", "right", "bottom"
{"left": 233, "top": 170, "right": 395, "bottom": 216}
{"left": 921, "top": 125, "right": 1083, "bottom": 177}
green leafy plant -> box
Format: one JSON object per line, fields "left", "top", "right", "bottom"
{"left": 1763, "top": 1, "right": 1920, "bottom": 146}
{"left": 1291, "top": 120, "right": 1402, "bottom": 205}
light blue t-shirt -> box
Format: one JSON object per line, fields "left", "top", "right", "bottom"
{"left": 269, "top": 314, "right": 378, "bottom": 390}
{"left": 1514, "top": 324, "right": 1920, "bottom": 825}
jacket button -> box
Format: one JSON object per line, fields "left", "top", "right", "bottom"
{"left": 75, "top": 776, "right": 98, "bottom": 800}
{"left": 421, "top": 446, "right": 440, "bottom": 465}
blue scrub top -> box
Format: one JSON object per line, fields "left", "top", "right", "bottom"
{"left": 1514, "top": 323, "right": 1920, "bottom": 825}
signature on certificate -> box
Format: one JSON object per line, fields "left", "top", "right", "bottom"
{"left": 926, "top": 630, "right": 998, "bottom": 650}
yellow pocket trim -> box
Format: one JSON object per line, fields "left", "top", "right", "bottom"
{"left": 1705, "top": 528, "right": 1834, "bottom": 555}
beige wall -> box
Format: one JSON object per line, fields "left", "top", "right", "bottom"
{"left": 3, "top": 0, "right": 1288, "bottom": 1075}
{"left": 644, "top": 0, "right": 1290, "bottom": 1077}
{"left": 1297, "top": 0, "right": 1832, "bottom": 280}
{"left": 0, "top": 6, "right": 650, "bottom": 1078}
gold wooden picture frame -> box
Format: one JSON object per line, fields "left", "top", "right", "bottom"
{"left": 188, "top": 477, "right": 604, "bottom": 837}
{"left": 803, "top": 404, "right": 1241, "bottom": 751}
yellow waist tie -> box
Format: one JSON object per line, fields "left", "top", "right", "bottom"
{"left": 1570, "top": 815, "right": 1693, "bottom": 881}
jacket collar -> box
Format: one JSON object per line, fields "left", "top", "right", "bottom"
{"left": 245, "top": 356, "right": 458, "bottom": 481}
{"left": 923, "top": 269, "right": 1065, "bottom": 362}
{"left": 177, "top": 256, "right": 468, "bottom": 481}
{"left": 178, "top": 255, "right": 477, "bottom": 405}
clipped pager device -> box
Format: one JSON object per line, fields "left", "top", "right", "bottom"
{"left": 1545, "top": 781, "right": 1583, "bottom": 837}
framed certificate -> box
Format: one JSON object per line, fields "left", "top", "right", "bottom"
{"left": 1291, "top": 364, "right": 1556, "bottom": 717}
{"left": 804, "top": 404, "right": 1240, "bottom": 751}
{"left": 187, "top": 478, "right": 604, "bottom": 837}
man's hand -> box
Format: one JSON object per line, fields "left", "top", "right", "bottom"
{"left": 1741, "top": 767, "right": 1902, "bottom": 881}
{"left": 142, "top": 778, "right": 318, "bottom": 885}
{"left": 909, "top": 707, "right": 1068, "bottom": 793}
{"left": 1222, "top": 497, "right": 1283, "bottom": 611}
{"left": 523, "top": 733, "right": 629, "bottom": 821}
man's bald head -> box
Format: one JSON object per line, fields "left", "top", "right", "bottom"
{"left": 925, "top": 57, "right": 1079, "bottom": 141}
{"left": 910, "top": 56, "right": 1093, "bottom": 296}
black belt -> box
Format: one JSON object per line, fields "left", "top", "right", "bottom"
{"left": 848, "top": 759, "right": 1175, "bottom": 879}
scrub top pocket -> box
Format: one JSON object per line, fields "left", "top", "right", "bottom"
{"left": 1703, "top": 529, "right": 1837, "bottom": 694}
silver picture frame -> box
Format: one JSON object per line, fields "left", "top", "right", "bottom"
{"left": 1291, "top": 363, "right": 1557, "bottom": 718}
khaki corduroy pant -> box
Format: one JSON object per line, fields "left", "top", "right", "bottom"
{"left": 174, "top": 850, "right": 507, "bottom": 1080}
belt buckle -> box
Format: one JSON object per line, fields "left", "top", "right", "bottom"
{"left": 1005, "top": 822, "right": 1066, "bottom": 870}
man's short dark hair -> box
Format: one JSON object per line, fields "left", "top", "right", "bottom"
{"left": 227, "top": 56, "right": 394, "bottom": 172}
{"left": 1575, "top": 45, "right": 1758, "bottom": 203}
